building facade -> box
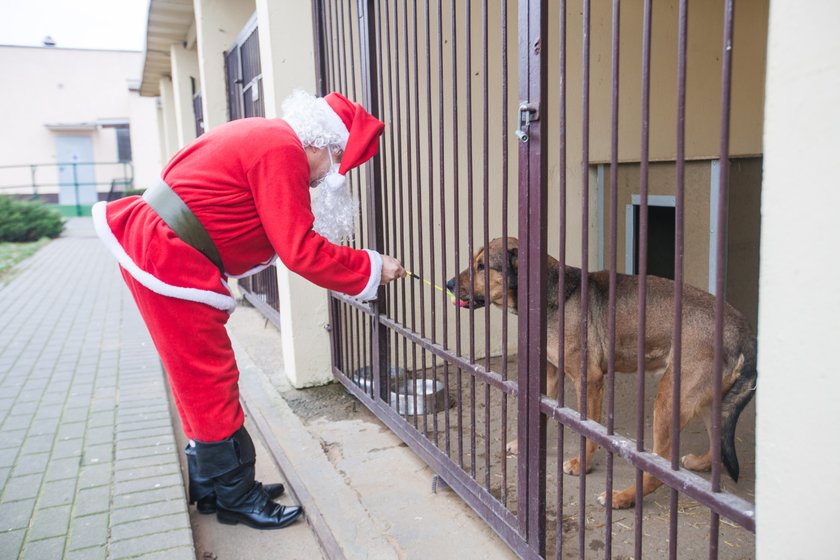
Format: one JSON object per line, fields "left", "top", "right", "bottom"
{"left": 0, "top": 45, "right": 160, "bottom": 208}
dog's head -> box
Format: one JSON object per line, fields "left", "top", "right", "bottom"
{"left": 446, "top": 237, "right": 519, "bottom": 311}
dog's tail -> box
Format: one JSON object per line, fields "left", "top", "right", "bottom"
{"left": 720, "top": 342, "right": 757, "bottom": 482}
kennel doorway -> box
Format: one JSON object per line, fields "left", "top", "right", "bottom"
{"left": 223, "top": 15, "right": 283, "bottom": 327}
{"left": 628, "top": 196, "right": 676, "bottom": 280}
{"left": 319, "top": 1, "right": 762, "bottom": 558}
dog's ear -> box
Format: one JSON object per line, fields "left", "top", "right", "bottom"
{"left": 506, "top": 246, "right": 518, "bottom": 290}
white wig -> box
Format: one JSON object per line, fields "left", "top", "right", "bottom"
{"left": 281, "top": 90, "right": 349, "bottom": 149}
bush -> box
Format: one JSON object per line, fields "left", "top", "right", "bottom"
{"left": 0, "top": 196, "right": 66, "bottom": 242}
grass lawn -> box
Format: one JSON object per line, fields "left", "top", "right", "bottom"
{"left": 0, "top": 238, "right": 51, "bottom": 282}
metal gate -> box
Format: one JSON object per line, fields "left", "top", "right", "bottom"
{"left": 224, "top": 15, "right": 283, "bottom": 326}
{"left": 319, "top": 1, "right": 760, "bottom": 558}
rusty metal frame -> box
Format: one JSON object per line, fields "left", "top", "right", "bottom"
{"left": 517, "top": 0, "right": 549, "bottom": 553}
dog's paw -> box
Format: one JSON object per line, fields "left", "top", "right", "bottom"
{"left": 563, "top": 458, "right": 582, "bottom": 476}
{"left": 597, "top": 490, "right": 635, "bottom": 510}
{"left": 563, "top": 456, "right": 594, "bottom": 476}
{"left": 505, "top": 440, "right": 519, "bottom": 455}
{"left": 680, "top": 453, "right": 712, "bottom": 472}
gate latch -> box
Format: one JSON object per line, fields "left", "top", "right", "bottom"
{"left": 515, "top": 103, "right": 539, "bottom": 143}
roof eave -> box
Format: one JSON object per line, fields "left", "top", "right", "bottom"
{"left": 139, "top": 0, "right": 195, "bottom": 97}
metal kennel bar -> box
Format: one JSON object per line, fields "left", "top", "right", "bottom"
{"left": 669, "top": 1, "right": 688, "bottom": 557}
{"left": 710, "top": 2, "right": 737, "bottom": 556}
{"left": 576, "top": 0, "right": 592, "bottom": 555}
{"left": 554, "top": 0, "right": 570, "bottom": 553}
{"left": 317, "top": 1, "right": 758, "bottom": 558}
{"left": 603, "top": 2, "right": 620, "bottom": 557}
{"left": 634, "top": 2, "right": 653, "bottom": 557}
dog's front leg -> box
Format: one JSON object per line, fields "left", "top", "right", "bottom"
{"left": 562, "top": 374, "right": 603, "bottom": 476}
{"left": 506, "top": 362, "right": 561, "bottom": 456}
{"left": 546, "top": 362, "right": 560, "bottom": 402}
{"left": 505, "top": 362, "right": 563, "bottom": 455}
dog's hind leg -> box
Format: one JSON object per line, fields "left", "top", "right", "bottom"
{"left": 681, "top": 408, "right": 713, "bottom": 472}
{"left": 599, "top": 368, "right": 682, "bottom": 509}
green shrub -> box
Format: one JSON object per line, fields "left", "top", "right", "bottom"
{"left": 0, "top": 196, "right": 66, "bottom": 242}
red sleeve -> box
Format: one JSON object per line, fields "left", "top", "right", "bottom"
{"left": 246, "top": 135, "right": 379, "bottom": 298}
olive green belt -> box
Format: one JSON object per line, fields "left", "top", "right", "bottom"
{"left": 142, "top": 180, "right": 225, "bottom": 275}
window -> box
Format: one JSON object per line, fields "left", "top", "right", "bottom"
{"left": 115, "top": 126, "right": 132, "bottom": 162}
{"left": 224, "top": 14, "right": 263, "bottom": 121}
{"left": 191, "top": 77, "right": 204, "bottom": 136}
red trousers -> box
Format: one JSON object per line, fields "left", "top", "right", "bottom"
{"left": 120, "top": 267, "right": 244, "bottom": 442}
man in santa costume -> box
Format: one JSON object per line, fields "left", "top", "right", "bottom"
{"left": 93, "top": 90, "right": 404, "bottom": 530}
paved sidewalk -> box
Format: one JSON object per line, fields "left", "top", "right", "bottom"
{"left": 0, "top": 218, "right": 194, "bottom": 559}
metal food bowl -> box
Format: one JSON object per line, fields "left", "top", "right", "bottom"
{"left": 353, "top": 367, "right": 450, "bottom": 416}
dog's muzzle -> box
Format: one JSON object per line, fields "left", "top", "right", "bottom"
{"left": 445, "top": 278, "right": 485, "bottom": 309}
{"left": 458, "top": 296, "right": 485, "bottom": 309}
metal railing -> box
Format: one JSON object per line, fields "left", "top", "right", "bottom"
{"left": 0, "top": 161, "right": 134, "bottom": 215}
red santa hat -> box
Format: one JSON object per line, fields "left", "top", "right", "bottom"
{"left": 323, "top": 92, "right": 385, "bottom": 176}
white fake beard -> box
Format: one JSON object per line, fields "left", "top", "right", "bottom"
{"left": 310, "top": 171, "right": 358, "bottom": 245}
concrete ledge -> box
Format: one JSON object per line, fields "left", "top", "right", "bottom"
{"left": 232, "top": 334, "right": 397, "bottom": 559}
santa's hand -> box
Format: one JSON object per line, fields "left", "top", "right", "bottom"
{"left": 380, "top": 255, "right": 406, "bottom": 284}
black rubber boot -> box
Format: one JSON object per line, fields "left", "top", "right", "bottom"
{"left": 186, "top": 444, "right": 286, "bottom": 514}
{"left": 194, "top": 427, "right": 303, "bottom": 529}
{"left": 185, "top": 443, "right": 216, "bottom": 513}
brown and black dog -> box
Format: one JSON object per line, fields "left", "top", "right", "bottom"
{"left": 447, "top": 237, "right": 757, "bottom": 509}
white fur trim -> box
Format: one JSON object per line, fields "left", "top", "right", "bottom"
{"left": 227, "top": 254, "right": 278, "bottom": 279}
{"left": 316, "top": 97, "right": 350, "bottom": 148}
{"left": 92, "top": 201, "right": 237, "bottom": 312}
{"left": 352, "top": 250, "right": 382, "bottom": 301}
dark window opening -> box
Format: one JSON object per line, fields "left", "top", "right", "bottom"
{"left": 115, "top": 126, "right": 132, "bottom": 162}
{"left": 633, "top": 204, "right": 676, "bottom": 280}
{"left": 191, "top": 77, "right": 204, "bottom": 137}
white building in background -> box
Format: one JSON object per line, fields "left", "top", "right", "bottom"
{"left": 0, "top": 44, "right": 161, "bottom": 207}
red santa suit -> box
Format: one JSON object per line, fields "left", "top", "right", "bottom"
{"left": 93, "top": 94, "right": 384, "bottom": 442}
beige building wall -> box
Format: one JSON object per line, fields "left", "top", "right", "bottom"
{"left": 170, "top": 43, "right": 201, "bottom": 147}
{"left": 757, "top": 0, "right": 840, "bottom": 557}
{"left": 128, "top": 92, "right": 165, "bottom": 189}
{"left": 600, "top": 156, "right": 762, "bottom": 331}
{"left": 158, "top": 77, "right": 179, "bottom": 161}
{"left": 550, "top": 0, "right": 767, "bottom": 267}
{"left": 0, "top": 46, "right": 160, "bottom": 199}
